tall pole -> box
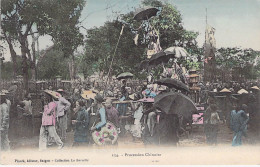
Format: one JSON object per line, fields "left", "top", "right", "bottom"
{"left": 204, "top": 8, "right": 207, "bottom": 82}
{"left": 206, "top": 8, "right": 207, "bottom": 25}
{"left": 205, "top": 8, "right": 207, "bottom": 45}
{"left": 205, "top": 8, "right": 207, "bottom": 48}
{"left": 105, "top": 24, "right": 125, "bottom": 92}
{"left": 106, "top": 24, "right": 124, "bottom": 80}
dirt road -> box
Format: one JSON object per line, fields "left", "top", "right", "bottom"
{"left": 2, "top": 123, "right": 260, "bottom": 165}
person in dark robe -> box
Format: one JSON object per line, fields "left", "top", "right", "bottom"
{"left": 142, "top": 103, "right": 180, "bottom": 146}
{"left": 247, "top": 91, "right": 260, "bottom": 143}
{"left": 204, "top": 104, "right": 220, "bottom": 145}
{"left": 153, "top": 113, "right": 179, "bottom": 146}
{"left": 72, "top": 100, "right": 89, "bottom": 146}
{"left": 120, "top": 80, "right": 128, "bottom": 98}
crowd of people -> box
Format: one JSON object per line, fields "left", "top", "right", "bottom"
{"left": 1, "top": 75, "right": 260, "bottom": 151}
{"left": 202, "top": 83, "right": 260, "bottom": 146}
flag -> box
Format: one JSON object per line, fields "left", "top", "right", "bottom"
{"left": 205, "top": 24, "right": 216, "bottom": 57}
{"left": 204, "top": 24, "right": 216, "bottom": 82}
{"left": 205, "top": 24, "right": 216, "bottom": 49}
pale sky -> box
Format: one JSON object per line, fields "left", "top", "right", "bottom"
{"left": 2, "top": 0, "right": 260, "bottom": 61}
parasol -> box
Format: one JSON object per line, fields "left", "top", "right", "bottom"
{"left": 148, "top": 51, "right": 170, "bottom": 66}
{"left": 155, "top": 78, "right": 189, "bottom": 92}
{"left": 164, "top": 46, "right": 189, "bottom": 58}
{"left": 133, "top": 7, "right": 159, "bottom": 21}
{"left": 154, "top": 92, "right": 197, "bottom": 119}
{"left": 139, "top": 59, "right": 150, "bottom": 70}
{"left": 116, "top": 72, "right": 134, "bottom": 80}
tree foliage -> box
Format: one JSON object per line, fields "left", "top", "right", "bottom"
{"left": 82, "top": 1, "right": 200, "bottom": 78}
{"left": 142, "top": 0, "right": 163, "bottom": 7}
{"left": 1, "top": 0, "right": 86, "bottom": 88}
{"left": 36, "top": 0, "right": 86, "bottom": 56}
{"left": 216, "top": 47, "right": 260, "bottom": 79}
{"left": 2, "top": 0, "right": 86, "bottom": 56}
{"left": 37, "top": 49, "right": 70, "bottom": 80}
{"left": 0, "top": 57, "right": 23, "bottom": 80}
{"left": 83, "top": 21, "right": 145, "bottom": 77}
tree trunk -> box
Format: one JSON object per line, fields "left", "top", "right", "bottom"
{"left": 9, "top": 44, "right": 18, "bottom": 78}
{"left": 30, "top": 65, "right": 36, "bottom": 81}
{"left": 69, "top": 55, "right": 76, "bottom": 80}
{"left": 30, "top": 30, "right": 39, "bottom": 80}
{"left": 22, "top": 55, "right": 29, "bottom": 93}
{"left": 20, "top": 38, "right": 29, "bottom": 93}
{"left": 3, "top": 32, "right": 17, "bottom": 78}
{"left": 24, "top": 37, "right": 35, "bottom": 81}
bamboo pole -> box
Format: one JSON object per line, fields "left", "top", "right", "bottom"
{"left": 105, "top": 24, "right": 125, "bottom": 88}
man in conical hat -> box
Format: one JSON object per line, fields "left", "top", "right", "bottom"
{"left": 39, "top": 90, "right": 63, "bottom": 151}
{"left": 250, "top": 86, "right": 260, "bottom": 101}
{"left": 250, "top": 86, "right": 260, "bottom": 91}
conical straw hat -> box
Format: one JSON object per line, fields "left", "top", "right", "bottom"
{"left": 0, "top": 92, "right": 6, "bottom": 96}
{"left": 251, "top": 86, "right": 260, "bottom": 90}
{"left": 129, "top": 94, "right": 135, "bottom": 100}
{"left": 44, "top": 90, "right": 59, "bottom": 99}
{"left": 237, "top": 89, "right": 248, "bottom": 94}
{"left": 220, "top": 88, "right": 231, "bottom": 93}
{"left": 81, "top": 90, "right": 96, "bottom": 100}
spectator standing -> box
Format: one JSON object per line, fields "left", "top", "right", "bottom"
{"left": 72, "top": 100, "right": 89, "bottom": 146}
{"left": 204, "top": 104, "right": 220, "bottom": 145}
{"left": 39, "top": 90, "right": 63, "bottom": 151}
{"left": 230, "top": 103, "right": 249, "bottom": 146}
{"left": 0, "top": 92, "right": 10, "bottom": 151}
{"left": 55, "top": 89, "right": 71, "bottom": 143}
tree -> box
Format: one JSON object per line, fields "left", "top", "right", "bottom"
{"left": 216, "top": 47, "right": 260, "bottom": 81}
{"left": 2, "top": 0, "right": 35, "bottom": 90}
{"left": 83, "top": 20, "right": 145, "bottom": 78}
{"left": 142, "top": 0, "right": 163, "bottom": 7}
{"left": 0, "top": 56, "right": 23, "bottom": 80}
{"left": 1, "top": 0, "right": 85, "bottom": 92}
{"left": 82, "top": 1, "right": 199, "bottom": 79}
{"left": 37, "top": 49, "right": 70, "bottom": 80}
{"left": 36, "top": 0, "right": 85, "bottom": 80}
